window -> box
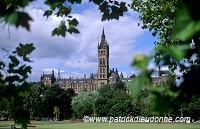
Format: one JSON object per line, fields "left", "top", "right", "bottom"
{"left": 100, "top": 74, "right": 102, "bottom": 78}
{"left": 103, "top": 74, "right": 105, "bottom": 78}
{"left": 100, "top": 58, "right": 102, "bottom": 65}
{"left": 103, "top": 68, "right": 105, "bottom": 73}
{"left": 103, "top": 58, "right": 105, "bottom": 65}
{"left": 100, "top": 68, "right": 102, "bottom": 73}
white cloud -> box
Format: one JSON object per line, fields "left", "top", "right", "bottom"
{"left": 65, "top": 55, "right": 97, "bottom": 70}
{"left": 0, "top": 1, "right": 155, "bottom": 82}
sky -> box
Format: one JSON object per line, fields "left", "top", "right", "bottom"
{"left": 0, "top": 0, "right": 158, "bottom": 82}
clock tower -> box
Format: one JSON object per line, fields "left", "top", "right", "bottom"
{"left": 97, "top": 28, "right": 109, "bottom": 88}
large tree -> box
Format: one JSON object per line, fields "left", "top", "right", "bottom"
{"left": 95, "top": 85, "right": 135, "bottom": 117}
{"left": 130, "top": 0, "right": 200, "bottom": 115}
{"left": 71, "top": 91, "right": 98, "bottom": 118}
{"left": 0, "top": 44, "right": 35, "bottom": 128}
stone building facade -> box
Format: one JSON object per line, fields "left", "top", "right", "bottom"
{"left": 40, "top": 70, "right": 56, "bottom": 86}
{"left": 41, "top": 29, "right": 171, "bottom": 93}
{"left": 41, "top": 29, "right": 133, "bottom": 93}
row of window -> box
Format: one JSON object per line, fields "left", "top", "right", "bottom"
{"left": 99, "top": 68, "right": 106, "bottom": 73}
{"left": 99, "top": 58, "right": 106, "bottom": 65}
{"left": 100, "top": 74, "right": 106, "bottom": 78}
{"left": 60, "top": 84, "right": 97, "bottom": 90}
{"left": 100, "top": 82, "right": 105, "bottom": 85}
{"left": 99, "top": 50, "right": 107, "bottom": 55}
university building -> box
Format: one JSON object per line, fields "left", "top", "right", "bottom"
{"left": 40, "top": 29, "right": 171, "bottom": 93}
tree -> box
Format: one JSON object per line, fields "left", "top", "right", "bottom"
{"left": 182, "top": 95, "right": 200, "bottom": 121}
{"left": 0, "top": 98, "right": 10, "bottom": 119}
{"left": 57, "top": 89, "right": 75, "bottom": 120}
{"left": 112, "top": 80, "right": 126, "bottom": 91}
{"left": 0, "top": 0, "right": 127, "bottom": 37}
{"left": 53, "top": 106, "right": 60, "bottom": 121}
{"left": 72, "top": 91, "right": 99, "bottom": 118}
{"left": 71, "top": 91, "right": 98, "bottom": 118}
{"left": 0, "top": 43, "right": 35, "bottom": 128}
{"left": 130, "top": 0, "right": 200, "bottom": 115}
{"left": 23, "top": 82, "right": 43, "bottom": 118}
{"left": 95, "top": 85, "right": 135, "bottom": 117}
{"left": 65, "top": 88, "right": 75, "bottom": 98}
{"left": 40, "top": 85, "right": 59, "bottom": 117}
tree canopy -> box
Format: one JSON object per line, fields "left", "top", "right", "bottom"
{"left": 129, "top": 0, "right": 200, "bottom": 116}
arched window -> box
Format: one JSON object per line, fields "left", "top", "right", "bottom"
{"left": 103, "top": 58, "right": 105, "bottom": 65}
{"left": 100, "top": 58, "right": 102, "bottom": 65}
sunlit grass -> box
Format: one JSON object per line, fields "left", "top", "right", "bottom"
{"left": 0, "top": 121, "right": 199, "bottom": 129}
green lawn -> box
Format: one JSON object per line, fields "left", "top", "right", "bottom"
{"left": 0, "top": 121, "right": 199, "bottom": 129}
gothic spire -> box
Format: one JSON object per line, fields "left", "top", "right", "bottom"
{"left": 101, "top": 27, "right": 105, "bottom": 40}
{"left": 120, "top": 72, "right": 124, "bottom": 78}
{"left": 99, "top": 28, "right": 108, "bottom": 49}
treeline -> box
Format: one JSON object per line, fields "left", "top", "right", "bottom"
{"left": 0, "top": 81, "right": 199, "bottom": 121}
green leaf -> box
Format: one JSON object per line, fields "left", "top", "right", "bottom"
{"left": 24, "top": 66, "right": 32, "bottom": 74}
{"left": 132, "top": 54, "right": 152, "bottom": 70}
{"left": 127, "top": 74, "right": 151, "bottom": 97}
{"left": 120, "top": 2, "right": 128, "bottom": 12}
{"left": 114, "top": 1, "right": 119, "bottom": 6}
{"left": 15, "top": 12, "right": 33, "bottom": 31}
{"left": 43, "top": 10, "right": 53, "bottom": 18}
{"left": 68, "top": 0, "right": 82, "bottom": 4}
{"left": 6, "top": 12, "right": 18, "bottom": 24}
{"left": 68, "top": 18, "right": 79, "bottom": 26}
{"left": 52, "top": 28, "right": 59, "bottom": 37}
{"left": 52, "top": 21, "right": 67, "bottom": 37}
{"left": 9, "top": 56, "right": 20, "bottom": 66}
{"left": 171, "top": 5, "right": 200, "bottom": 41}
{"left": 90, "top": 0, "right": 104, "bottom": 5}
{"left": 14, "top": 43, "right": 35, "bottom": 57}
{"left": 68, "top": 25, "right": 80, "bottom": 34}
{"left": 156, "top": 44, "right": 189, "bottom": 61}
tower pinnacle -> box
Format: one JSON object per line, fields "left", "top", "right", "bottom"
{"left": 99, "top": 28, "right": 108, "bottom": 49}
{"left": 101, "top": 27, "right": 105, "bottom": 40}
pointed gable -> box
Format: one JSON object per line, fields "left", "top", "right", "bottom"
{"left": 98, "top": 28, "right": 109, "bottom": 49}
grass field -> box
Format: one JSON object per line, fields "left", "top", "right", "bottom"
{"left": 0, "top": 121, "right": 199, "bottom": 129}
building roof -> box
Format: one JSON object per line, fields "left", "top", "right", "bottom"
{"left": 98, "top": 28, "right": 109, "bottom": 49}
{"left": 160, "top": 70, "right": 171, "bottom": 76}
{"left": 43, "top": 74, "right": 52, "bottom": 78}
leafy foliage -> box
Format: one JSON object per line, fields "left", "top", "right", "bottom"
{"left": 0, "top": 0, "right": 33, "bottom": 30}
{"left": 53, "top": 106, "right": 60, "bottom": 121}
{"left": 72, "top": 91, "right": 98, "bottom": 118}
{"left": 0, "top": 0, "right": 128, "bottom": 37}
{"left": 0, "top": 43, "right": 35, "bottom": 128}
{"left": 130, "top": 0, "right": 200, "bottom": 116}
{"left": 39, "top": 85, "right": 74, "bottom": 120}
{"left": 95, "top": 85, "right": 135, "bottom": 117}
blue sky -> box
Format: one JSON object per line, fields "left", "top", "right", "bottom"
{"left": 0, "top": 0, "right": 159, "bottom": 81}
